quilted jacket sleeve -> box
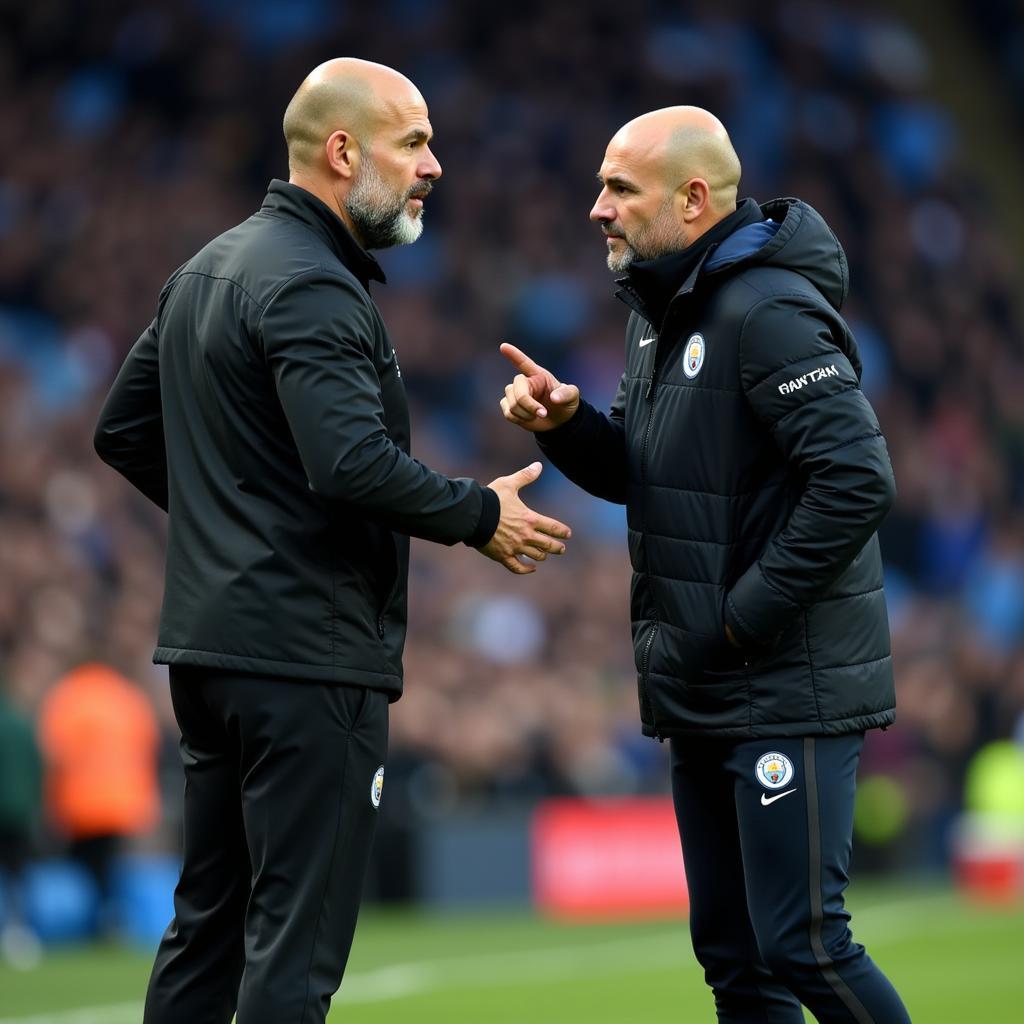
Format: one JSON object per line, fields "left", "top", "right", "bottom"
{"left": 724, "top": 294, "right": 896, "bottom": 649}
{"left": 536, "top": 374, "right": 628, "bottom": 504}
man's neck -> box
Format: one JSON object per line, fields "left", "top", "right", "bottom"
{"left": 624, "top": 203, "right": 749, "bottom": 327}
{"left": 287, "top": 173, "right": 364, "bottom": 246}
{"left": 684, "top": 205, "right": 735, "bottom": 249}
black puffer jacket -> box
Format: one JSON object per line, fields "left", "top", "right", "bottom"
{"left": 95, "top": 181, "right": 498, "bottom": 696}
{"left": 540, "top": 198, "right": 896, "bottom": 739}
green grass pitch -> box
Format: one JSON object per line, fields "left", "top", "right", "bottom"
{"left": 0, "top": 882, "right": 1020, "bottom": 1022}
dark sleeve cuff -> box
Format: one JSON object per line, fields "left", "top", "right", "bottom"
{"left": 465, "top": 485, "right": 500, "bottom": 548}
{"left": 535, "top": 403, "right": 592, "bottom": 453}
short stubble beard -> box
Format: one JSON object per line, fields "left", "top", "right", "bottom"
{"left": 606, "top": 198, "right": 689, "bottom": 272}
{"left": 345, "top": 156, "right": 431, "bottom": 250}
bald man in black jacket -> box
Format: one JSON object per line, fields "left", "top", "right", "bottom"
{"left": 501, "top": 107, "right": 910, "bottom": 1024}
{"left": 96, "top": 58, "right": 570, "bottom": 1024}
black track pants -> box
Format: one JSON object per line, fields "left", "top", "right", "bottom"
{"left": 144, "top": 668, "right": 389, "bottom": 1024}
{"left": 670, "top": 733, "right": 911, "bottom": 1024}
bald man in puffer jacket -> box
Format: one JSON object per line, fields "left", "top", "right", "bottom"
{"left": 500, "top": 106, "right": 911, "bottom": 1024}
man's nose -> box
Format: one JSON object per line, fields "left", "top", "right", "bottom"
{"left": 590, "top": 192, "right": 613, "bottom": 223}
{"left": 420, "top": 146, "right": 442, "bottom": 180}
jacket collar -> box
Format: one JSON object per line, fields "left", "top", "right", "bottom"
{"left": 614, "top": 198, "right": 763, "bottom": 328}
{"left": 260, "top": 180, "right": 387, "bottom": 289}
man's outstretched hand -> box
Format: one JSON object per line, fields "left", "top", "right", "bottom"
{"left": 499, "top": 343, "right": 580, "bottom": 432}
{"left": 479, "top": 462, "right": 571, "bottom": 574}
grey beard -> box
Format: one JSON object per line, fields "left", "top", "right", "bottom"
{"left": 345, "top": 159, "right": 425, "bottom": 250}
{"left": 607, "top": 244, "right": 638, "bottom": 272}
{"left": 605, "top": 202, "right": 688, "bottom": 272}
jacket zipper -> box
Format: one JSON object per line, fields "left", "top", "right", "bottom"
{"left": 639, "top": 621, "right": 660, "bottom": 736}
{"left": 639, "top": 362, "right": 662, "bottom": 739}
{"left": 377, "top": 536, "right": 402, "bottom": 641}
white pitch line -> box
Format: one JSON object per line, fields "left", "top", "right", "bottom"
{"left": 0, "top": 1004, "right": 141, "bottom": 1024}
{"left": 335, "top": 894, "right": 962, "bottom": 1007}
{"left": 336, "top": 931, "right": 696, "bottom": 1004}
{"left": 0, "top": 932, "right": 692, "bottom": 1023}
{"left": 0, "top": 892, "right": 970, "bottom": 1022}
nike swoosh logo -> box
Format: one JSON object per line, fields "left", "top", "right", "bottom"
{"left": 638, "top": 336, "right": 656, "bottom": 347}
{"left": 760, "top": 789, "right": 796, "bottom": 806}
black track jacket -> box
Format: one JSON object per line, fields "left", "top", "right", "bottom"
{"left": 95, "top": 181, "right": 498, "bottom": 697}
{"left": 540, "top": 198, "right": 897, "bottom": 739}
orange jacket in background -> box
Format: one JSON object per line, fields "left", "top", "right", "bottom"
{"left": 38, "top": 662, "right": 160, "bottom": 839}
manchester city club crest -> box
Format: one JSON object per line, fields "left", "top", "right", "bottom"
{"left": 755, "top": 751, "right": 794, "bottom": 790}
{"left": 371, "top": 765, "right": 384, "bottom": 809}
{"left": 683, "top": 333, "right": 705, "bottom": 379}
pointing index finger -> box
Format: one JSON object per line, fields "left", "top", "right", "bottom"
{"left": 500, "top": 342, "right": 543, "bottom": 376}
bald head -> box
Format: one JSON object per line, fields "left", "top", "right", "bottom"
{"left": 612, "top": 106, "right": 741, "bottom": 213}
{"left": 592, "top": 106, "right": 742, "bottom": 270}
{"left": 281, "top": 58, "right": 441, "bottom": 251}
{"left": 283, "top": 58, "right": 424, "bottom": 172}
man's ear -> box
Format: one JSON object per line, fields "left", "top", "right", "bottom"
{"left": 675, "top": 177, "right": 711, "bottom": 223}
{"left": 325, "top": 129, "right": 358, "bottom": 181}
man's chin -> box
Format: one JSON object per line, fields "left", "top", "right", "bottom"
{"left": 391, "top": 212, "right": 424, "bottom": 246}
{"left": 605, "top": 238, "right": 636, "bottom": 272}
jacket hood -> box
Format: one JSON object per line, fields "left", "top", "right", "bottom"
{"left": 704, "top": 198, "right": 849, "bottom": 311}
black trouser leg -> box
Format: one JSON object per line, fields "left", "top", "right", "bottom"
{"left": 234, "top": 677, "right": 388, "bottom": 1024}
{"left": 671, "top": 739, "right": 804, "bottom": 1024}
{"left": 144, "top": 670, "right": 388, "bottom": 1024}
{"left": 730, "top": 735, "right": 911, "bottom": 1024}
{"left": 144, "top": 677, "right": 249, "bottom": 1024}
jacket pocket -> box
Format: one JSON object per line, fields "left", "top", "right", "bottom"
{"left": 701, "top": 636, "right": 748, "bottom": 677}
{"left": 649, "top": 673, "right": 749, "bottom": 732}
{"left": 375, "top": 533, "right": 403, "bottom": 639}
{"left": 645, "top": 622, "right": 749, "bottom": 732}
{"left": 327, "top": 682, "right": 371, "bottom": 732}
{"left": 637, "top": 620, "right": 660, "bottom": 732}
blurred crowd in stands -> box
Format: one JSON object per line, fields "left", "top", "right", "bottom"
{"left": 2, "top": 0, "right": 1024, "bottom": 922}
